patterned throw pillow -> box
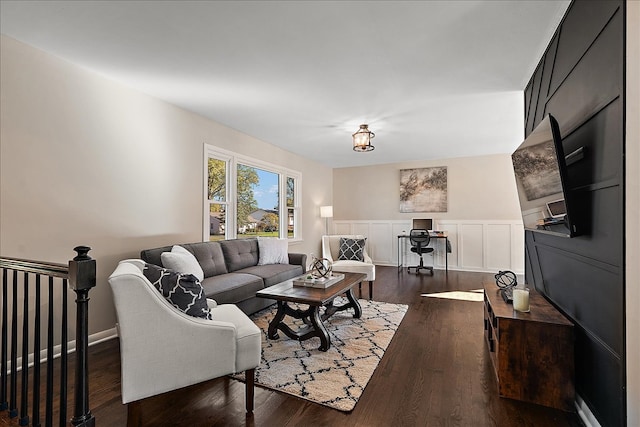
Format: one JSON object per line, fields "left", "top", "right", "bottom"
{"left": 143, "top": 263, "right": 212, "bottom": 320}
{"left": 337, "top": 238, "right": 366, "bottom": 261}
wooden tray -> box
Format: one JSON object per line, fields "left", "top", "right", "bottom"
{"left": 293, "top": 273, "right": 345, "bottom": 289}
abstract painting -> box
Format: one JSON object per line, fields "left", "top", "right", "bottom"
{"left": 400, "top": 167, "right": 447, "bottom": 212}
{"left": 511, "top": 140, "right": 562, "bottom": 201}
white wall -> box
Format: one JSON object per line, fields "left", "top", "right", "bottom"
{"left": 332, "top": 154, "right": 524, "bottom": 273}
{"left": 0, "top": 35, "right": 333, "bottom": 338}
{"left": 626, "top": 0, "right": 639, "bottom": 423}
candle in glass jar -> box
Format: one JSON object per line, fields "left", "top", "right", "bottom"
{"left": 513, "top": 287, "right": 530, "bottom": 312}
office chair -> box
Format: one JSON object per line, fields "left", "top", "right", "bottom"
{"left": 408, "top": 229, "right": 434, "bottom": 275}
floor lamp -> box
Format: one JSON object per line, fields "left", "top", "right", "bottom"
{"left": 320, "top": 206, "right": 333, "bottom": 235}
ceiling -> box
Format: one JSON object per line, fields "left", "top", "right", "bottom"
{"left": 0, "top": 1, "right": 570, "bottom": 168}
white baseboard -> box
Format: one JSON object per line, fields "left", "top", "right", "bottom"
{"left": 7, "top": 328, "right": 118, "bottom": 372}
{"left": 88, "top": 327, "right": 118, "bottom": 346}
{"left": 575, "top": 394, "right": 601, "bottom": 427}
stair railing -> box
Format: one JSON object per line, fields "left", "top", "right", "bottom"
{"left": 0, "top": 246, "right": 96, "bottom": 427}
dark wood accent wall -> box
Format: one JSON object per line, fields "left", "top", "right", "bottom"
{"left": 523, "top": 1, "right": 625, "bottom": 426}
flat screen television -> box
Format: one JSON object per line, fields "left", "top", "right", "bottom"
{"left": 511, "top": 114, "right": 578, "bottom": 237}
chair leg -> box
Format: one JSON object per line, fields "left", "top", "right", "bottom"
{"left": 369, "top": 281, "right": 373, "bottom": 300}
{"left": 127, "top": 401, "right": 142, "bottom": 427}
{"left": 409, "top": 254, "right": 436, "bottom": 275}
{"left": 246, "top": 368, "right": 255, "bottom": 413}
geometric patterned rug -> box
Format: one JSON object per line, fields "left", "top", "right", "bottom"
{"left": 233, "top": 297, "right": 408, "bottom": 411}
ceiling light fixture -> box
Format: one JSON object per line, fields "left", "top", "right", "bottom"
{"left": 352, "top": 124, "right": 375, "bottom": 152}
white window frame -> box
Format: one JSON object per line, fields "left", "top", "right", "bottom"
{"left": 203, "top": 144, "right": 302, "bottom": 241}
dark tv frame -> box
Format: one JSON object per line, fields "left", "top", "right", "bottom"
{"left": 512, "top": 114, "right": 579, "bottom": 238}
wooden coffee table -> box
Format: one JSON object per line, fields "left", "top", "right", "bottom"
{"left": 256, "top": 272, "right": 366, "bottom": 351}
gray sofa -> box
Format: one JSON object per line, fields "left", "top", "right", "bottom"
{"left": 140, "top": 239, "right": 306, "bottom": 315}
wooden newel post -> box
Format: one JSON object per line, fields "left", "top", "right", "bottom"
{"left": 68, "top": 246, "right": 96, "bottom": 427}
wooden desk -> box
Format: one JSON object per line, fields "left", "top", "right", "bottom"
{"left": 483, "top": 282, "right": 574, "bottom": 410}
{"left": 397, "top": 232, "right": 449, "bottom": 272}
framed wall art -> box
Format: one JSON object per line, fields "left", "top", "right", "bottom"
{"left": 399, "top": 167, "right": 447, "bottom": 213}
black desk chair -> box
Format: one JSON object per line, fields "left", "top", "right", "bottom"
{"left": 408, "top": 229, "right": 434, "bottom": 275}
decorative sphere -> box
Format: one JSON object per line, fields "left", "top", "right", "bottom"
{"left": 495, "top": 270, "right": 517, "bottom": 289}
{"left": 310, "top": 257, "right": 332, "bottom": 279}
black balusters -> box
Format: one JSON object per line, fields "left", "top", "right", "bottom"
{"left": 1, "top": 269, "right": 7, "bottom": 411}
{"left": 20, "top": 272, "right": 29, "bottom": 426}
{"left": 33, "top": 274, "right": 42, "bottom": 427}
{"left": 10, "top": 270, "right": 18, "bottom": 418}
{"left": 46, "top": 276, "right": 54, "bottom": 427}
{"left": 0, "top": 247, "right": 97, "bottom": 426}
{"left": 59, "top": 278, "right": 68, "bottom": 427}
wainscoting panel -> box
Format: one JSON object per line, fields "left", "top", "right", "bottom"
{"left": 331, "top": 220, "right": 524, "bottom": 274}
{"left": 333, "top": 222, "right": 352, "bottom": 235}
{"left": 438, "top": 223, "right": 459, "bottom": 268}
{"left": 485, "top": 224, "right": 512, "bottom": 271}
{"left": 391, "top": 222, "right": 407, "bottom": 266}
{"left": 369, "top": 222, "right": 392, "bottom": 264}
{"left": 459, "top": 224, "right": 484, "bottom": 270}
{"left": 352, "top": 223, "right": 370, "bottom": 237}
{"left": 511, "top": 223, "right": 525, "bottom": 273}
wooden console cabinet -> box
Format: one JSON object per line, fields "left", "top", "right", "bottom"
{"left": 483, "top": 283, "right": 575, "bottom": 411}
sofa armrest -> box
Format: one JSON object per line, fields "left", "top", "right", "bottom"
{"left": 288, "top": 253, "right": 307, "bottom": 273}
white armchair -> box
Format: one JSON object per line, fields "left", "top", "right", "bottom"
{"left": 108, "top": 259, "right": 261, "bottom": 425}
{"left": 322, "top": 235, "right": 376, "bottom": 299}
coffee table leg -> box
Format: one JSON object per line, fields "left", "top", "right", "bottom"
{"left": 268, "top": 300, "right": 287, "bottom": 340}
{"left": 310, "top": 306, "right": 331, "bottom": 351}
{"left": 346, "top": 288, "right": 362, "bottom": 319}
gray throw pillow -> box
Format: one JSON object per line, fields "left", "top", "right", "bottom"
{"left": 337, "top": 238, "right": 366, "bottom": 262}
{"left": 143, "top": 263, "right": 212, "bottom": 320}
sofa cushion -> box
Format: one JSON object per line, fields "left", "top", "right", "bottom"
{"left": 183, "top": 242, "right": 228, "bottom": 277}
{"left": 140, "top": 245, "right": 173, "bottom": 267}
{"left": 142, "top": 263, "right": 211, "bottom": 320}
{"left": 200, "top": 273, "right": 264, "bottom": 304}
{"left": 160, "top": 245, "right": 205, "bottom": 281}
{"left": 338, "top": 237, "right": 366, "bottom": 261}
{"left": 257, "top": 237, "right": 289, "bottom": 265}
{"left": 220, "top": 239, "right": 259, "bottom": 272}
{"left": 238, "top": 264, "right": 304, "bottom": 287}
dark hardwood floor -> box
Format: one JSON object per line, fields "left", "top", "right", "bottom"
{"left": 2, "top": 267, "right": 583, "bottom": 426}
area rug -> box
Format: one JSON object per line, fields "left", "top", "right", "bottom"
{"left": 234, "top": 297, "right": 408, "bottom": 411}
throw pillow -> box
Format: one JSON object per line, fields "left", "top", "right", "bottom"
{"left": 160, "top": 245, "right": 205, "bottom": 281}
{"left": 337, "top": 238, "right": 366, "bottom": 262}
{"left": 142, "top": 263, "right": 212, "bottom": 320}
{"left": 257, "top": 237, "right": 289, "bottom": 265}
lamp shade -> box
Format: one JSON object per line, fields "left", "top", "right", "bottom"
{"left": 320, "top": 206, "right": 333, "bottom": 218}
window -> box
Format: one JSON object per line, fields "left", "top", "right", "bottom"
{"left": 206, "top": 155, "right": 230, "bottom": 241}
{"left": 204, "top": 145, "right": 301, "bottom": 241}
{"left": 287, "top": 176, "right": 297, "bottom": 238}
